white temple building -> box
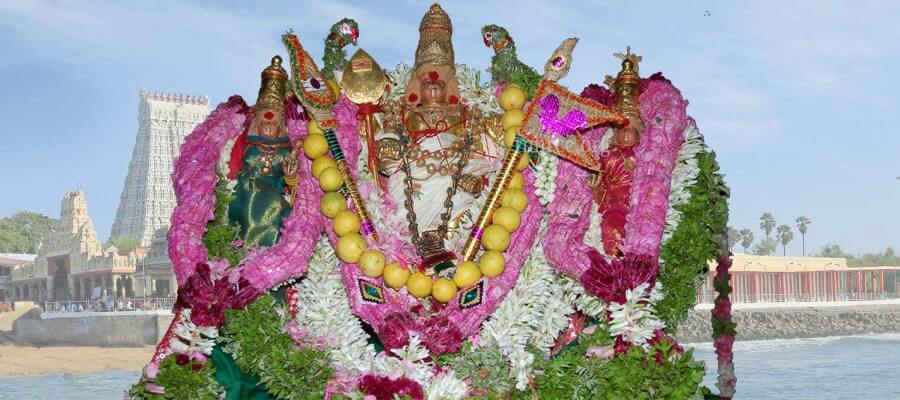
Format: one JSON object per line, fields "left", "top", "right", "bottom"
{"left": 110, "top": 90, "right": 210, "bottom": 246}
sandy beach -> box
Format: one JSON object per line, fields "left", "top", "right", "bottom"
{"left": 0, "top": 345, "right": 153, "bottom": 376}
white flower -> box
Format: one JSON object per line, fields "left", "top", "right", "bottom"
{"left": 426, "top": 370, "right": 468, "bottom": 400}
{"left": 293, "top": 238, "right": 376, "bottom": 373}
{"left": 170, "top": 309, "right": 218, "bottom": 355}
{"left": 508, "top": 351, "right": 535, "bottom": 391}
{"left": 607, "top": 283, "right": 665, "bottom": 349}
{"left": 662, "top": 123, "right": 705, "bottom": 241}
{"left": 372, "top": 335, "right": 435, "bottom": 385}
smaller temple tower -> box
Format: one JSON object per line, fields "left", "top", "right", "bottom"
{"left": 110, "top": 90, "right": 210, "bottom": 246}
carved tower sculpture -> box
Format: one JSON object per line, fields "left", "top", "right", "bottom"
{"left": 110, "top": 90, "right": 210, "bottom": 246}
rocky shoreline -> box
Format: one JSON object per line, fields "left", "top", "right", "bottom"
{"left": 676, "top": 304, "right": 900, "bottom": 343}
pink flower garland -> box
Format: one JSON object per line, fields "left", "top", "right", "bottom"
{"left": 168, "top": 94, "right": 323, "bottom": 292}
{"left": 620, "top": 80, "right": 688, "bottom": 259}
{"left": 713, "top": 253, "right": 737, "bottom": 398}
{"left": 169, "top": 96, "right": 249, "bottom": 285}
{"left": 544, "top": 79, "right": 688, "bottom": 283}
{"left": 542, "top": 127, "right": 606, "bottom": 279}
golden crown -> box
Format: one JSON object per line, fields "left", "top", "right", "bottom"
{"left": 605, "top": 47, "right": 642, "bottom": 123}
{"left": 256, "top": 55, "right": 289, "bottom": 120}
{"left": 414, "top": 3, "right": 454, "bottom": 71}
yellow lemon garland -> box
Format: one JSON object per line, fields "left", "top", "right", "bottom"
{"left": 303, "top": 85, "right": 530, "bottom": 302}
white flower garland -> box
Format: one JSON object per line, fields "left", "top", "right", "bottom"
{"left": 532, "top": 149, "right": 558, "bottom": 206}
{"left": 479, "top": 244, "right": 574, "bottom": 390}
{"left": 661, "top": 123, "right": 705, "bottom": 241}
{"left": 171, "top": 309, "right": 219, "bottom": 355}
{"left": 607, "top": 282, "right": 666, "bottom": 349}
{"left": 292, "top": 237, "right": 376, "bottom": 373}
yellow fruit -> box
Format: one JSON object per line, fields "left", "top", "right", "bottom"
{"left": 303, "top": 134, "right": 329, "bottom": 159}
{"left": 307, "top": 119, "right": 324, "bottom": 136}
{"left": 501, "top": 109, "right": 526, "bottom": 130}
{"left": 492, "top": 206, "right": 521, "bottom": 232}
{"left": 482, "top": 224, "right": 511, "bottom": 252}
{"left": 358, "top": 250, "right": 386, "bottom": 278}
{"left": 479, "top": 250, "right": 506, "bottom": 277}
{"left": 319, "top": 167, "right": 344, "bottom": 192}
{"left": 311, "top": 156, "right": 337, "bottom": 179}
{"left": 501, "top": 189, "right": 528, "bottom": 213}
{"left": 333, "top": 210, "right": 361, "bottom": 237}
{"left": 453, "top": 261, "right": 482, "bottom": 288}
{"left": 337, "top": 233, "right": 367, "bottom": 263}
{"left": 504, "top": 127, "right": 518, "bottom": 148}
{"left": 499, "top": 85, "right": 527, "bottom": 111}
{"left": 383, "top": 262, "right": 411, "bottom": 289}
{"left": 406, "top": 272, "right": 433, "bottom": 298}
{"left": 508, "top": 172, "right": 524, "bottom": 190}
{"left": 432, "top": 278, "right": 458, "bottom": 303}
{"left": 320, "top": 192, "right": 347, "bottom": 218}
{"left": 516, "top": 154, "right": 530, "bottom": 171}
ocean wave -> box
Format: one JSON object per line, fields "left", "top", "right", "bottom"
{"left": 685, "top": 332, "right": 900, "bottom": 353}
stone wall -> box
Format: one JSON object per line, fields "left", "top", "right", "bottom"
{"left": 677, "top": 304, "right": 900, "bottom": 343}
{"left": 8, "top": 310, "right": 173, "bottom": 347}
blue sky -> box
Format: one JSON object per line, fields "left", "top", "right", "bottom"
{"left": 0, "top": 0, "right": 898, "bottom": 255}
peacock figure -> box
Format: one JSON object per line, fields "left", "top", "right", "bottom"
{"left": 481, "top": 24, "right": 541, "bottom": 98}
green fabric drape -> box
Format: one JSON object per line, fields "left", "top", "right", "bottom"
{"left": 216, "top": 135, "right": 294, "bottom": 398}
{"left": 228, "top": 135, "right": 293, "bottom": 248}
{"left": 212, "top": 346, "right": 270, "bottom": 400}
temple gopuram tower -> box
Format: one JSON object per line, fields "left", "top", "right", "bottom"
{"left": 110, "top": 90, "right": 210, "bottom": 246}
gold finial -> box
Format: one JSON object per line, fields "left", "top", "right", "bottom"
{"left": 256, "top": 55, "right": 289, "bottom": 122}
{"left": 341, "top": 48, "right": 388, "bottom": 104}
{"left": 414, "top": 3, "right": 454, "bottom": 71}
{"left": 602, "top": 46, "right": 642, "bottom": 127}
{"left": 614, "top": 46, "right": 642, "bottom": 75}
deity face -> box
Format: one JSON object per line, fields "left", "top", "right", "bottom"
{"left": 612, "top": 115, "right": 642, "bottom": 149}
{"left": 420, "top": 76, "right": 447, "bottom": 106}
{"left": 257, "top": 118, "right": 282, "bottom": 138}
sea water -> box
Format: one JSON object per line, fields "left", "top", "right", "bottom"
{"left": 1, "top": 334, "right": 898, "bottom": 400}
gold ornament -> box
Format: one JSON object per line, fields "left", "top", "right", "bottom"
{"left": 414, "top": 3, "right": 454, "bottom": 71}
{"left": 253, "top": 55, "right": 289, "bottom": 130}
{"left": 605, "top": 46, "right": 644, "bottom": 134}
{"left": 404, "top": 3, "right": 460, "bottom": 105}
{"left": 341, "top": 48, "right": 389, "bottom": 105}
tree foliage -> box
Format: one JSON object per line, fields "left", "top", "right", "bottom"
{"left": 776, "top": 225, "right": 794, "bottom": 255}
{"left": 0, "top": 211, "right": 57, "bottom": 253}
{"left": 758, "top": 212, "right": 776, "bottom": 238}
{"left": 738, "top": 229, "right": 754, "bottom": 253}
{"left": 795, "top": 216, "right": 811, "bottom": 255}
{"left": 726, "top": 227, "right": 740, "bottom": 252}
{"left": 817, "top": 244, "right": 900, "bottom": 267}
{"left": 110, "top": 236, "right": 142, "bottom": 251}
{"left": 752, "top": 237, "right": 776, "bottom": 256}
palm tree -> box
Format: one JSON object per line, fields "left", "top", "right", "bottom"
{"left": 727, "top": 227, "right": 740, "bottom": 252}
{"left": 759, "top": 212, "right": 776, "bottom": 239}
{"left": 795, "top": 216, "right": 812, "bottom": 256}
{"left": 776, "top": 224, "right": 794, "bottom": 256}
{"left": 739, "top": 229, "right": 754, "bottom": 253}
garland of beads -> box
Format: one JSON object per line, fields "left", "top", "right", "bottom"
{"left": 300, "top": 85, "right": 531, "bottom": 303}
